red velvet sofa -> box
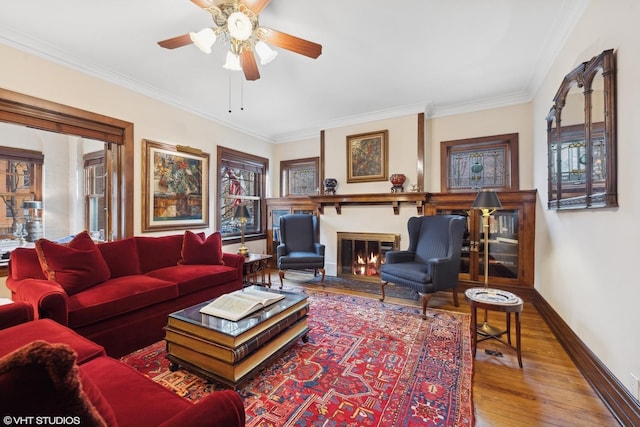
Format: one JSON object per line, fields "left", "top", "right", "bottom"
{"left": 0, "top": 302, "right": 245, "bottom": 427}
{"left": 6, "top": 231, "right": 245, "bottom": 357}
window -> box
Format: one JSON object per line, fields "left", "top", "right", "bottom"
{"left": 84, "top": 150, "right": 106, "bottom": 239}
{"left": 0, "top": 89, "right": 134, "bottom": 240}
{"left": 217, "top": 146, "right": 267, "bottom": 240}
{"left": 0, "top": 147, "right": 43, "bottom": 240}
{"left": 280, "top": 157, "right": 319, "bottom": 196}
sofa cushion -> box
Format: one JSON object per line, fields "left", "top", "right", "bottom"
{"left": 0, "top": 341, "right": 109, "bottom": 427}
{"left": 36, "top": 231, "right": 111, "bottom": 296}
{"left": 98, "top": 237, "right": 141, "bottom": 278}
{"left": 0, "top": 319, "right": 105, "bottom": 364}
{"left": 0, "top": 301, "right": 34, "bottom": 330}
{"left": 146, "top": 264, "right": 239, "bottom": 296}
{"left": 79, "top": 369, "right": 120, "bottom": 427}
{"left": 80, "top": 356, "right": 192, "bottom": 427}
{"left": 68, "top": 276, "right": 179, "bottom": 328}
{"left": 180, "top": 231, "right": 224, "bottom": 265}
{"left": 136, "top": 234, "right": 184, "bottom": 273}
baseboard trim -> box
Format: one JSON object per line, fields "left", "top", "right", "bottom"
{"left": 533, "top": 291, "right": 640, "bottom": 426}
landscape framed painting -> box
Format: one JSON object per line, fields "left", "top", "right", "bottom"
{"left": 142, "top": 139, "right": 209, "bottom": 232}
{"left": 346, "top": 130, "right": 389, "bottom": 183}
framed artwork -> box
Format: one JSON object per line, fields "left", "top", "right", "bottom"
{"left": 280, "top": 157, "right": 319, "bottom": 196}
{"left": 346, "top": 130, "right": 388, "bottom": 183}
{"left": 142, "top": 139, "right": 209, "bottom": 232}
{"left": 440, "top": 133, "right": 519, "bottom": 192}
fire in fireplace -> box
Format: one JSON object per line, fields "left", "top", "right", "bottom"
{"left": 337, "top": 232, "right": 400, "bottom": 282}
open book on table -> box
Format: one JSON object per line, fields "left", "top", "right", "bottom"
{"left": 199, "top": 288, "right": 286, "bottom": 321}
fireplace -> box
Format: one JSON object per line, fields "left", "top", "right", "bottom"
{"left": 337, "top": 232, "right": 401, "bottom": 282}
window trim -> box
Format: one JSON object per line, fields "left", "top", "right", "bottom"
{"left": 280, "top": 157, "right": 319, "bottom": 197}
{"left": 216, "top": 146, "right": 268, "bottom": 243}
{"left": 0, "top": 88, "right": 133, "bottom": 240}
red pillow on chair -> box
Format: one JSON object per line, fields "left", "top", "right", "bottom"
{"left": 35, "top": 231, "right": 111, "bottom": 296}
{"left": 0, "top": 341, "right": 111, "bottom": 427}
{"left": 179, "top": 231, "right": 224, "bottom": 265}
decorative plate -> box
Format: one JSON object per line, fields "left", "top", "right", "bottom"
{"left": 465, "top": 287, "right": 523, "bottom": 305}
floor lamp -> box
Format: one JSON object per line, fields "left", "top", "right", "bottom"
{"left": 234, "top": 205, "right": 251, "bottom": 257}
{"left": 472, "top": 189, "right": 503, "bottom": 336}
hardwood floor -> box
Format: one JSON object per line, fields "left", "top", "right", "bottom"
{"left": 280, "top": 272, "right": 619, "bottom": 426}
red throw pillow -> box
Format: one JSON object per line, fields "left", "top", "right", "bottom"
{"left": 180, "top": 231, "right": 224, "bottom": 265}
{"left": 97, "top": 237, "right": 141, "bottom": 278}
{"left": 0, "top": 341, "right": 109, "bottom": 427}
{"left": 36, "top": 231, "right": 111, "bottom": 296}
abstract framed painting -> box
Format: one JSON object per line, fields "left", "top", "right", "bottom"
{"left": 346, "top": 130, "right": 389, "bottom": 183}
{"left": 142, "top": 139, "right": 209, "bottom": 232}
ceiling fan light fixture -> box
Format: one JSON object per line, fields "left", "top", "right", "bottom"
{"left": 189, "top": 28, "right": 217, "bottom": 54}
{"left": 255, "top": 40, "right": 277, "bottom": 64}
{"left": 223, "top": 51, "right": 242, "bottom": 70}
{"left": 227, "top": 11, "right": 253, "bottom": 41}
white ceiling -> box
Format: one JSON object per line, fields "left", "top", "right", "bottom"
{"left": 0, "top": 0, "right": 588, "bottom": 143}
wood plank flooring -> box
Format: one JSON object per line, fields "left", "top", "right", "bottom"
{"left": 280, "top": 272, "right": 618, "bottom": 426}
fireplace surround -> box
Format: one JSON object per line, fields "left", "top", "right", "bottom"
{"left": 337, "top": 232, "right": 400, "bottom": 282}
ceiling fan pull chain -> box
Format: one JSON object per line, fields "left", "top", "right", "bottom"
{"left": 240, "top": 77, "right": 244, "bottom": 111}
{"left": 228, "top": 71, "right": 232, "bottom": 113}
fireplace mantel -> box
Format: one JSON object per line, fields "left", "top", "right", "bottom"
{"left": 308, "top": 192, "right": 431, "bottom": 215}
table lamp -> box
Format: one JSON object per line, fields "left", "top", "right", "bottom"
{"left": 22, "top": 200, "right": 43, "bottom": 242}
{"left": 472, "top": 189, "right": 502, "bottom": 336}
{"left": 234, "top": 205, "right": 251, "bottom": 257}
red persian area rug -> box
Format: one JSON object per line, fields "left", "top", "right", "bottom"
{"left": 120, "top": 290, "right": 474, "bottom": 426}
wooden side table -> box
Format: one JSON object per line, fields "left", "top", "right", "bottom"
{"left": 464, "top": 287, "right": 524, "bottom": 368}
{"left": 243, "top": 254, "right": 273, "bottom": 287}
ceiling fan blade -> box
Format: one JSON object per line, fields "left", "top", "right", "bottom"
{"left": 158, "top": 33, "right": 193, "bottom": 49}
{"left": 191, "top": 0, "right": 212, "bottom": 9}
{"left": 242, "top": 0, "right": 271, "bottom": 14}
{"left": 241, "top": 49, "right": 260, "bottom": 81}
{"left": 263, "top": 28, "right": 322, "bottom": 59}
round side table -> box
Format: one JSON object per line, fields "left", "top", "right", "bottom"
{"left": 464, "top": 287, "right": 524, "bottom": 368}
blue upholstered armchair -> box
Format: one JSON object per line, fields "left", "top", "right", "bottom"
{"left": 380, "top": 215, "right": 465, "bottom": 319}
{"left": 277, "top": 214, "right": 325, "bottom": 288}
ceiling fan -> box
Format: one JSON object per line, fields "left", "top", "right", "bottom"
{"left": 158, "top": 0, "right": 322, "bottom": 81}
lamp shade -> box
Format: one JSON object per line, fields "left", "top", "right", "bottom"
{"left": 223, "top": 51, "right": 242, "bottom": 70}
{"left": 189, "top": 28, "right": 217, "bottom": 54}
{"left": 233, "top": 205, "right": 251, "bottom": 220}
{"left": 255, "top": 41, "right": 278, "bottom": 64}
{"left": 472, "top": 190, "right": 502, "bottom": 210}
{"left": 23, "top": 200, "right": 43, "bottom": 210}
{"left": 227, "top": 11, "right": 253, "bottom": 41}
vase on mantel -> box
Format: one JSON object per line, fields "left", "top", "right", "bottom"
{"left": 390, "top": 174, "right": 406, "bottom": 193}
{"left": 323, "top": 178, "right": 338, "bottom": 195}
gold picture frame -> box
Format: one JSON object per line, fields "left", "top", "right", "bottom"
{"left": 346, "top": 130, "right": 388, "bottom": 183}
{"left": 142, "top": 139, "right": 209, "bottom": 232}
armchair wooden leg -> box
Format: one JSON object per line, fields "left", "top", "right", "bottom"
{"left": 278, "top": 270, "right": 285, "bottom": 289}
{"left": 418, "top": 293, "right": 432, "bottom": 320}
{"left": 319, "top": 268, "right": 325, "bottom": 284}
{"left": 380, "top": 281, "right": 387, "bottom": 302}
{"left": 452, "top": 287, "right": 460, "bottom": 307}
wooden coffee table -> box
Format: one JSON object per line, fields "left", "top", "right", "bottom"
{"left": 164, "top": 286, "right": 309, "bottom": 387}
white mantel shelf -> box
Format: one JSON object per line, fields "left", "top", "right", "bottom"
{"left": 308, "top": 192, "right": 431, "bottom": 215}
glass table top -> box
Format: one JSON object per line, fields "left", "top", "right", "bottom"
{"left": 169, "top": 286, "right": 308, "bottom": 338}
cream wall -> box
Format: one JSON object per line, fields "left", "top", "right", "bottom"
{"left": 315, "top": 115, "right": 422, "bottom": 274}
{"left": 531, "top": 0, "right": 640, "bottom": 397}
{"left": 428, "top": 103, "right": 534, "bottom": 192}
{"left": 271, "top": 137, "right": 320, "bottom": 197}
{"left": 0, "top": 43, "right": 273, "bottom": 241}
